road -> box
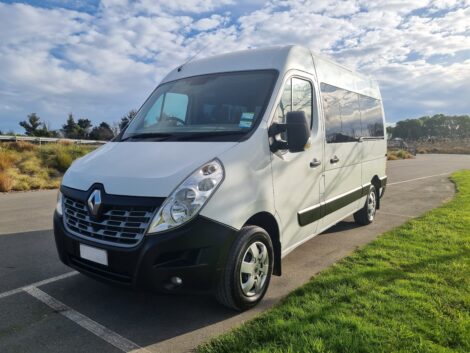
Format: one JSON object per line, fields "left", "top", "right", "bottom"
{"left": 0, "top": 154, "right": 469, "bottom": 353}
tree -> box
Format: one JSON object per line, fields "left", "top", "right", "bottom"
{"left": 77, "top": 118, "right": 92, "bottom": 139}
{"left": 19, "top": 113, "right": 42, "bottom": 136}
{"left": 390, "top": 114, "right": 470, "bottom": 140}
{"left": 62, "top": 113, "right": 80, "bottom": 139}
{"left": 119, "top": 109, "right": 137, "bottom": 131}
{"left": 89, "top": 122, "right": 115, "bottom": 141}
{"left": 19, "top": 113, "right": 57, "bottom": 137}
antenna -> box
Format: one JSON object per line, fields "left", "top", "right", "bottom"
{"left": 177, "top": 40, "right": 213, "bottom": 72}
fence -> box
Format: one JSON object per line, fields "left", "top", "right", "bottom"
{"left": 0, "top": 135, "right": 106, "bottom": 145}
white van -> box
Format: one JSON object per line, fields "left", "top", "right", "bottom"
{"left": 54, "top": 45, "right": 387, "bottom": 310}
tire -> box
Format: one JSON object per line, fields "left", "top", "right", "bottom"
{"left": 216, "top": 226, "right": 273, "bottom": 311}
{"left": 354, "top": 185, "right": 377, "bottom": 225}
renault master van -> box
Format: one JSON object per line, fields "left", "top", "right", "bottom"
{"left": 54, "top": 45, "right": 387, "bottom": 310}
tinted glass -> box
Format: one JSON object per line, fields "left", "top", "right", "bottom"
{"left": 359, "top": 96, "right": 384, "bottom": 137}
{"left": 122, "top": 70, "right": 277, "bottom": 141}
{"left": 321, "top": 83, "right": 346, "bottom": 143}
{"left": 292, "top": 78, "right": 312, "bottom": 128}
{"left": 341, "top": 91, "right": 362, "bottom": 140}
{"left": 275, "top": 77, "right": 317, "bottom": 134}
{"left": 321, "top": 83, "right": 384, "bottom": 143}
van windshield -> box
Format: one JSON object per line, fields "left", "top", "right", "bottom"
{"left": 120, "top": 70, "right": 278, "bottom": 142}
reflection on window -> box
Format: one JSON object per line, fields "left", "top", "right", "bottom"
{"left": 123, "top": 70, "right": 277, "bottom": 138}
{"left": 321, "top": 83, "right": 384, "bottom": 143}
{"left": 359, "top": 96, "right": 384, "bottom": 137}
{"left": 274, "top": 77, "right": 317, "bottom": 135}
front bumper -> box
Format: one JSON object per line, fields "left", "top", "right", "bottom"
{"left": 53, "top": 212, "right": 238, "bottom": 294}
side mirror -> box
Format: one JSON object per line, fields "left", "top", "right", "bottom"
{"left": 285, "top": 111, "right": 310, "bottom": 153}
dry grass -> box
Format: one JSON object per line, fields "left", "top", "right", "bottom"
{"left": 0, "top": 172, "right": 13, "bottom": 192}
{"left": 387, "top": 150, "right": 414, "bottom": 160}
{"left": 412, "top": 139, "right": 470, "bottom": 155}
{"left": 0, "top": 142, "right": 96, "bottom": 192}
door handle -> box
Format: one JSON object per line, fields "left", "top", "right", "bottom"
{"left": 310, "top": 158, "right": 321, "bottom": 168}
{"left": 330, "top": 155, "right": 340, "bottom": 164}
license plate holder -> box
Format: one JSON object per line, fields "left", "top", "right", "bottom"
{"left": 79, "top": 243, "right": 108, "bottom": 266}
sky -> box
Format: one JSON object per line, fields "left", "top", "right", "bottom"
{"left": 0, "top": 0, "right": 469, "bottom": 133}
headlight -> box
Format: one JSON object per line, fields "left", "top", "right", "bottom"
{"left": 56, "top": 190, "right": 63, "bottom": 216}
{"left": 147, "top": 159, "right": 224, "bottom": 233}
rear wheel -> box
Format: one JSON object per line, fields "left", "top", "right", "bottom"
{"left": 354, "top": 185, "right": 377, "bottom": 225}
{"left": 216, "top": 226, "right": 273, "bottom": 311}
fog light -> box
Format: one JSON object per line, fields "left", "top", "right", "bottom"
{"left": 171, "top": 276, "right": 183, "bottom": 286}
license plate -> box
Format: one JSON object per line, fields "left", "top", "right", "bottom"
{"left": 79, "top": 244, "right": 108, "bottom": 266}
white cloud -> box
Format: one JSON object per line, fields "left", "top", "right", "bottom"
{"left": 0, "top": 0, "right": 469, "bottom": 132}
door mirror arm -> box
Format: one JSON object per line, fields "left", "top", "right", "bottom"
{"left": 268, "top": 123, "right": 288, "bottom": 152}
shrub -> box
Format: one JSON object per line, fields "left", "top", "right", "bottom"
{"left": 0, "top": 153, "right": 15, "bottom": 171}
{"left": 18, "top": 155, "right": 42, "bottom": 175}
{"left": 8, "top": 141, "right": 37, "bottom": 152}
{"left": 388, "top": 150, "right": 414, "bottom": 160}
{"left": 0, "top": 172, "right": 13, "bottom": 192}
{"left": 55, "top": 151, "right": 74, "bottom": 172}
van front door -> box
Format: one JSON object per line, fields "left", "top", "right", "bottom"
{"left": 270, "top": 74, "right": 324, "bottom": 255}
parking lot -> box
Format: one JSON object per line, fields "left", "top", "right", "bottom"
{"left": 1, "top": 154, "right": 469, "bottom": 353}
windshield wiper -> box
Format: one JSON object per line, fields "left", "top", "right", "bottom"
{"left": 175, "top": 131, "right": 247, "bottom": 141}
{"left": 120, "top": 132, "right": 173, "bottom": 142}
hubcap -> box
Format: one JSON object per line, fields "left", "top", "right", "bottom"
{"left": 367, "top": 189, "right": 376, "bottom": 221}
{"left": 239, "top": 241, "right": 269, "bottom": 297}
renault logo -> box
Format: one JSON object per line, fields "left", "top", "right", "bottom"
{"left": 87, "top": 189, "right": 102, "bottom": 217}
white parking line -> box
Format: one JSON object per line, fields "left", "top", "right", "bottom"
{"left": 0, "top": 271, "right": 78, "bottom": 300}
{"left": 24, "top": 286, "right": 150, "bottom": 353}
{"left": 387, "top": 172, "right": 450, "bottom": 186}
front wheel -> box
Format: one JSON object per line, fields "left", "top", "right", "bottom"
{"left": 216, "top": 226, "right": 273, "bottom": 311}
{"left": 354, "top": 185, "right": 377, "bottom": 225}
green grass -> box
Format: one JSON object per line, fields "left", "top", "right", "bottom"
{"left": 199, "top": 170, "right": 470, "bottom": 353}
{"left": 0, "top": 141, "right": 96, "bottom": 192}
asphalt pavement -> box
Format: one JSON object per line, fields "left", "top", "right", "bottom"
{"left": 0, "top": 154, "right": 469, "bottom": 353}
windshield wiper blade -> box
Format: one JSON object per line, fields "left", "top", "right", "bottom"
{"left": 175, "top": 131, "right": 246, "bottom": 141}
{"left": 120, "top": 132, "right": 173, "bottom": 142}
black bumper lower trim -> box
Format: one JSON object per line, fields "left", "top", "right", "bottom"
{"left": 54, "top": 212, "right": 238, "bottom": 294}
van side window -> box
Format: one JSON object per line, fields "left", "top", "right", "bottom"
{"left": 274, "top": 79, "right": 292, "bottom": 140}
{"left": 358, "top": 96, "right": 384, "bottom": 137}
{"left": 342, "top": 91, "right": 362, "bottom": 139}
{"left": 275, "top": 77, "right": 317, "bottom": 134}
{"left": 321, "top": 83, "right": 384, "bottom": 143}
{"left": 321, "top": 84, "right": 345, "bottom": 142}
{"left": 292, "top": 78, "right": 317, "bottom": 133}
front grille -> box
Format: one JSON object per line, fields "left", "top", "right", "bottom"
{"left": 63, "top": 196, "right": 156, "bottom": 247}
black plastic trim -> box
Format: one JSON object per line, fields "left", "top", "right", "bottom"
{"left": 61, "top": 184, "right": 165, "bottom": 207}
{"left": 298, "top": 185, "right": 371, "bottom": 227}
{"left": 53, "top": 211, "right": 238, "bottom": 294}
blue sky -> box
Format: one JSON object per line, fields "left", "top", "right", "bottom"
{"left": 0, "top": 0, "right": 469, "bottom": 133}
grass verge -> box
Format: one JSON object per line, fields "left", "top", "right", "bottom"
{"left": 199, "top": 170, "right": 470, "bottom": 353}
{"left": 0, "top": 141, "right": 96, "bottom": 192}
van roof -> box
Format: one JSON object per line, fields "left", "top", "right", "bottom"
{"left": 161, "top": 45, "right": 381, "bottom": 99}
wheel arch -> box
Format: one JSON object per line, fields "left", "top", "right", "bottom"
{"left": 244, "top": 212, "right": 282, "bottom": 276}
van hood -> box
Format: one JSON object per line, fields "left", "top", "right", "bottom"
{"left": 62, "top": 141, "right": 237, "bottom": 197}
